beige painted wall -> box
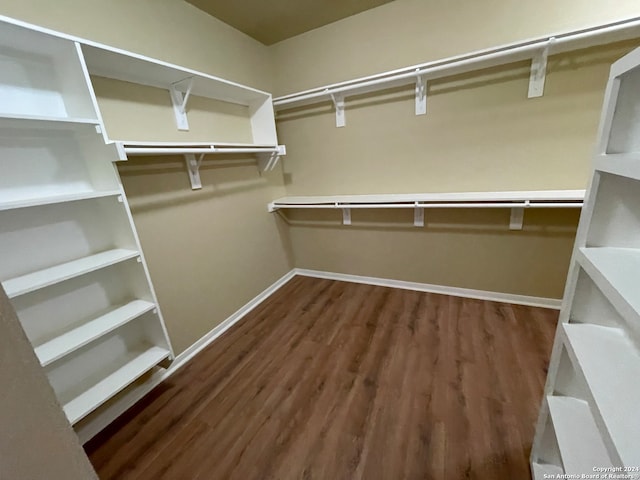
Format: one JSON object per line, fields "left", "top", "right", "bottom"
{"left": 272, "top": 0, "right": 640, "bottom": 299}
{"left": 0, "top": 0, "right": 292, "bottom": 354}
{"left": 0, "top": 285, "right": 97, "bottom": 479}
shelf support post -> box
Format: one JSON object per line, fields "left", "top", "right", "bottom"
{"left": 415, "top": 74, "right": 427, "bottom": 115}
{"left": 170, "top": 77, "right": 194, "bottom": 131}
{"left": 528, "top": 38, "right": 554, "bottom": 98}
{"left": 341, "top": 206, "right": 351, "bottom": 225}
{"left": 184, "top": 153, "right": 204, "bottom": 190}
{"left": 330, "top": 93, "right": 346, "bottom": 128}
{"left": 414, "top": 202, "right": 425, "bottom": 227}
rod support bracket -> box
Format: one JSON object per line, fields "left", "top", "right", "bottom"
{"left": 330, "top": 92, "right": 346, "bottom": 128}
{"left": 170, "top": 77, "right": 194, "bottom": 131}
{"left": 528, "top": 38, "right": 554, "bottom": 98}
{"left": 258, "top": 145, "right": 287, "bottom": 172}
{"left": 185, "top": 153, "right": 204, "bottom": 190}
{"left": 414, "top": 202, "right": 425, "bottom": 227}
{"left": 415, "top": 74, "right": 427, "bottom": 116}
{"left": 342, "top": 206, "right": 351, "bottom": 225}
{"left": 509, "top": 201, "right": 529, "bottom": 230}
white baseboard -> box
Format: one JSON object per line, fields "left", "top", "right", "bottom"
{"left": 76, "top": 269, "right": 297, "bottom": 444}
{"left": 77, "top": 266, "right": 559, "bottom": 443}
{"left": 293, "top": 268, "right": 562, "bottom": 310}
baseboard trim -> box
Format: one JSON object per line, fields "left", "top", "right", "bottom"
{"left": 76, "top": 269, "right": 297, "bottom": 444}
{"left": 293, "top": 268, "right": 562, "bottom": 310}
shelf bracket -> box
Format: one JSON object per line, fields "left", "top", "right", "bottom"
{"left": 342, "top": 206, "right": 351, "bottom": 225}
{"left": 528, "top": 38, "right": 554, "bottom": 98}
{"left": 258, "top": 145, "right": 287, "bottom": 172}
{"left": 414, "top": 203, "right": 425, "bottom": 227}
{"left": 415, "top": 74, "right": 427, "bottom": 116}
{"left": 330, "top": 93, "right": 346, "bottom": 128}
{"left": 184, "top": 153, "right": 204, "bottom": 190}
{"left": 509, "top": 202, "right": 529, "bottom": 230}
{"left": 169, "top": 77, "right": 194, "bottom": 131}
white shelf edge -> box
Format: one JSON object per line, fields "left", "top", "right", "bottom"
{"left": 561, "top": 323, "right": 640, "bottom": 466}
{"left": 0, "top": 190, "right": 121, "bottom": 212}
{"left": 2, "top": 248, "right": 139, "bottom": 298}
{"left": 576, "top": 247, "right": 640, "bottom": 337}
{"left": 0, "top": 112, "right": 100, "bottom": 125}
{"left": 63, "top": 345, "right": 170, "bottom": 425}
{"left": 547, "top": 395, "right": 613, "bottom": 474}
{"left": 532, "top": 462, "right": 564, "bottom": 480}
{"left": 35, "top": 300, "right": 156, "bottom": 367}
{"left": 595, "top": 153, "right": 640, "bottom": 181}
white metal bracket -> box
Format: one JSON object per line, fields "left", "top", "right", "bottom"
{"left": 342, "top": 207, "right": 351, "bottom": 225}
{"left": 330, "top": 93, "right": 346, "bottom": 128}
{"left": 509, "top": 202, "right": 529, "bottom": 230}
{"left": 415, "top": 75, "right": 427, "bottom": 115}
{"left": 170, "top": 77, "right": 194, "bottom": 131}
{"left": 258, "top": 145, "right": 287, "bottom": 172}
{"left": 414, "top": 203, "right": 425, "bottom": 227}
{"left": 528, "top": 38, "right": 554, "bottom": 98}
{"left": 184, "top": 153, "right": 204, "bottom": 190}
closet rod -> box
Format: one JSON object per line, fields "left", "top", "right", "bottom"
{"left": 124, "top": 147, "right": 280, "bottom": 155}
{"left": 274, "top": 16, "right": 640, "bottom": 109}
{"left": 272, "top": 202, "right": 583, "bottom": 210}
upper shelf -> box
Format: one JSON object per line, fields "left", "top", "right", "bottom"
{"left": 269, "top": 190, "right": 586, "bottom": 211}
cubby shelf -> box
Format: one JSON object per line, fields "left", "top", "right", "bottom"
{"left": 547, "top": 396, "right": 612, "bottom": 474}
{"left": 0, "top": 190, "right": 121, "bottom": 212}
{"left": 35, "top": 300, "right": 156, "bottom": 367}
{"left": 62, "top": 345, "right": 170, "bottom": 425}
{"left": 2, "top": 248, "right": 139, "bottom": 299}
{"left": 0, "top": 113, "right": 100, "bottom": 125}
{"left": 594, "top": 153, "right": 640, "bottom": 181}
{"left": 576, "top": 247, "right": 640, "bottom": 334}
{"left": 561, "top": 323, "right": 640, "bottom": 466}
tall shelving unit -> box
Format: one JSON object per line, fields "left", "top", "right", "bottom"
{"left": 530, "top": 46, "right": 640, "bottom": 478}
{"left": 0, "top": 15, "right": 281, "bottom": 441}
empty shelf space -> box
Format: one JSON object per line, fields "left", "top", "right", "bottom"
{"left": 35, "top": 300, "right": 156, "bottom": 367}
{"left": 532, "top": 462, "right": 564, "bottom": 480}
{"left": 2, "top": 248, "right": 139, "bottom": 298}
{"left": 562, "top": 323, "right": 640, "bottom": 466}
{"left": 547, "top": 396, "right": 612, "bottom": 474}
{"left": 577, "top": 247, "right": 640, "bottom": 328}
{"left": 0, "top": 190, "right": 121, "bottom": 211}
{"left": 63, "top": 345, "right": 170, "bottom": 425}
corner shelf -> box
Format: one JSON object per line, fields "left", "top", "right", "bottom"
{"left": 62, "top": 345, "right": 170, "bottom": 425}
{"left": 547, "top": 395, "right": 612, "bottom": 474}
{"left": 2, "top": 248, "right": 139, "bottom": 298}
{"left": 35, "top": 300, "right": 156, "bottom": 367}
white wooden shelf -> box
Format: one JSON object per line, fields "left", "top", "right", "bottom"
{"left": 62, "top": 345, "right": 170, "bottom": 425}
{"left": 2, "top": 248, "right": 139, "bottom": 299}
{"left": 594, "top": 153, "right": 640, "bottom": 181}
{"left": 532, "top": 462, "right": 564, "bottom": 480}
{"left": 576, "top": 247, "right": 640, "bottom": 336}
{"left": 547, "top": 396, "right": 612, "bottom": 474}
{"left": 0, "top": 190, "right": 121, "bottom": 212}
{"left": 562, "top": 323, "right": 640, "bottom": 466}
{"left": 0, "top": 113, "right": 100, "bottom": 125}
{"left": 270, "top": 190, "right": 585, "bottom": 230}
{"left": 35, "top": 300, "right": 156, "bottom": 367}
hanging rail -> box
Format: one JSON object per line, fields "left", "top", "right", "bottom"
{"left": 273, "top": 17, "right": 640, "bottom": 126}
{"left": 268, "top": 190, "right": 585, "bottom": 230}
{"left": 115, "top": 142, "right": 286, "bottom": 189}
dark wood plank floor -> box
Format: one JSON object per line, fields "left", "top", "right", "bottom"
{"left": 85, "top": 276, "right": 557, "bottom": 480}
